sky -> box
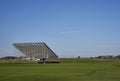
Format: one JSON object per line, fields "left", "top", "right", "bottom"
{"left": 0, "top": 0, "right": 120, "bottom": 58}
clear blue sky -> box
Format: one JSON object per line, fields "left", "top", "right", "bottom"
{"left": 0, "top": 0, "right": 120, "bottom": 58}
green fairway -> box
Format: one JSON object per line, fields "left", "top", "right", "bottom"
{"left": 0, "top": 59, "right": 120, "bottom": 81}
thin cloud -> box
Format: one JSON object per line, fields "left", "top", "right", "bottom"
{"left": 60, "top": 30, "right": 86, "bottom": 34}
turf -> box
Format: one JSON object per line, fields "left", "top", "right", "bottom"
{"left": 0, "top": 59, "right": 120, "bottom": 81}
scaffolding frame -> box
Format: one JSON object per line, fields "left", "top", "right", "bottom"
{"left": 13, "top": 42, "right": 58, "bottom": 60}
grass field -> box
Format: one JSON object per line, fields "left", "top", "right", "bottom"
{"left": 0, "top": 59, "right": 120, "bottom": 81}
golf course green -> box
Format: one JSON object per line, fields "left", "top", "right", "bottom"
{"left": 0, "top": 58, "right": 120, "bottom": 81}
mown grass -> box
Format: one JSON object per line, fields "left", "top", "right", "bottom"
{"left": 0, "top": 58, "right": 120, "bottom": 81}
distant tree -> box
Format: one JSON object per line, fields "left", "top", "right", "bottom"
{"left": 90, "top": 57, "right": 94, "bottom": 59}
{"left": 116, "top": 55, "right": 120, "bottom": 59}
{"left": 78, "top": 56, "right": 80, "bottom": 58}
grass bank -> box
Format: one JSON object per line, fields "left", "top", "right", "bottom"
{"left": 0, "top": 58, "right": 120, "bottom": 81}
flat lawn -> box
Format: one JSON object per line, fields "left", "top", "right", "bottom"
{"left": 0, "top": 59, "right": 120, "bottom": 81}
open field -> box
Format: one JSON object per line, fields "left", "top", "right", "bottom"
{"left": 0, "top": 59, "right": 120, "bottom": 81}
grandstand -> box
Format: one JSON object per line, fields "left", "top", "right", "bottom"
{"left": 13, "top": 42, "right": 58, "bottom": 60}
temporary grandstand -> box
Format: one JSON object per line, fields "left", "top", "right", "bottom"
{"left": 13, "top": 42, "right": 58, "bottom": 60}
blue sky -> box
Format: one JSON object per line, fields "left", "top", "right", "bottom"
{"left": 0, "top": 0, "right": 120, "bottom": 58}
